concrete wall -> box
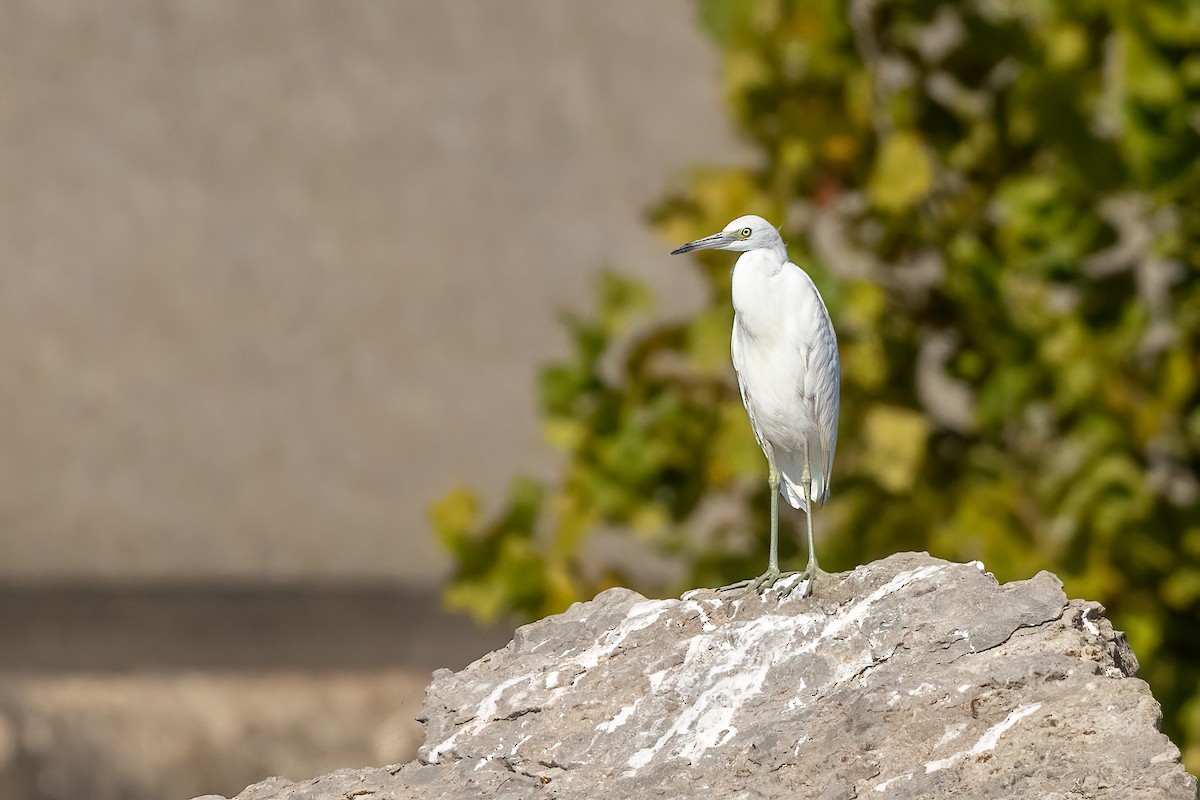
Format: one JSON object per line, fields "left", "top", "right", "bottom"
{"left": 0, "top": 1, "right": 738, "bottom": 585}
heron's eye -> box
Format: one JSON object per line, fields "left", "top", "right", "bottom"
{"left": 740, "top": 227, "right": 752, "bottom": 238}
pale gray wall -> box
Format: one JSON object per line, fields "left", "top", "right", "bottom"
{"left": 0, "top": 1, "right": 739, "bottom": 584}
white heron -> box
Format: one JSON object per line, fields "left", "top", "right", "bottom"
{"left": 672, "top": 215, "right": 840, "bottom": 598}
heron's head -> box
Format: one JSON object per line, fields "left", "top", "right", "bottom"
{"left": 670, "top": 215, "right": 784, "bottom": 256}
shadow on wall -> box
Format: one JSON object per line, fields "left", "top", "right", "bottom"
{"left": 0, "top": 585, "right": 512, "bottom": 800}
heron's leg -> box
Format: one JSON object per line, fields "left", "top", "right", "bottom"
{"left": 717, "top": 453, "right": 797, "bottom": 598}
{"left": 766, "top": 458, "right": 781, "bottom": 573}
{"left": 792, "top": 439, "right": 823, "bottom": 599}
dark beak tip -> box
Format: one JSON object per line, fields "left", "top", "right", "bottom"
{"left": 670, "top": 232, "right": 723, "bottom": 256}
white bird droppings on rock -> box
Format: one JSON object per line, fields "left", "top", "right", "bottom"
{"left": 923, "top": 702, "right": 1043, "bottom": 774}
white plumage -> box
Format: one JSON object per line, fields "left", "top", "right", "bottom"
{"left": 672, "top": 215, "right": 840, "bottom": 598}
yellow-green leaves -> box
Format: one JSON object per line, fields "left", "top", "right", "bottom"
{"left": 433, "top": 477, "right": 552, "bottom": 622}
{"left": 1045, "top": 22, "right": 1088, "bottom": 70}
{"left": 861, "top": 405, "right": 929, "bottom": 494}
{"left": 868, "top": 132, "right": 933, "bottom": 213}
{"left": 687, "top": 305, "right": 735, "bottom": 374}
{"left": 838, "top": 282, "right": 888, "bottom": 392}
{"left": 598, "top": 271, "right": 653, "bottom": 333}
{"left": 430, "top": 488, "right": 479, "bottom": 553}
{"left": 708, "top": 401, "right": 765, "bottom": 484}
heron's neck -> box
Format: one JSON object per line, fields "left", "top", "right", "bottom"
{"left": 741, "top": 244, "right": 788, "bottom": 275}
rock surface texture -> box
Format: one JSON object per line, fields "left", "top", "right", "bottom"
{"left": 203, "top": 553, "right": 1198, "bottom": 799}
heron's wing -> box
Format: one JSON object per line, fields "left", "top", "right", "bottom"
{"left": 730, "top": 323, "right": 769, "bottom": 454}
{"left": 801, "top": 293, "right": 840, "bottom": 502}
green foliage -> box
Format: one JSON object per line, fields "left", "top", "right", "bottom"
{"left": 433, "top": 0, "right": 1200, "bottom": 771}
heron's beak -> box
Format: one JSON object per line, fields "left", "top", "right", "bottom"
{"left": 670, "top": 231, "right": 728, "bottom": 255}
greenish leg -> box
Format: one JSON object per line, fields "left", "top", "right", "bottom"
{"left": 766, "top": 459, "right": 780, "bottom": 573}
{"left": 717, "top": 453, "right": 801, "bottom": 599}
{"left": 794, "top": 440, "right": 823, "bottom": 599}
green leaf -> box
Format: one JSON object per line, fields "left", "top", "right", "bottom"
{"left": 860, "top": 406, "right": 930, "bottom": 494}
{"left": 868, "top": 132, "right": 933, "bottom": 213}
{"left": 429, "top": 488, "right": 479, "bottom": 554}
{"left": 686, "top": 305, "right": 735, "bottom": 374}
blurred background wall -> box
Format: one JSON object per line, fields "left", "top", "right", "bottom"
{"left": 0, "top": 0, "right": 736, "bottom": 584}
{"left": 0, "top": 2, "right": 737, "bottom": 798}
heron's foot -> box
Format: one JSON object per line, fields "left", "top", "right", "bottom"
{"left": 715, "top": 568, "right": 801, "bottom": 600}
{"left": 792, "top": 563, "right": 828, "bottom": 599}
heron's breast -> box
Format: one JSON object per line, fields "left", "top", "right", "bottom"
{"left": 731, "top": 264, "right": 826, "bottom": 439}
{"left": 731, "top": 261, "right": 821, "bottom": 339}
{"left": 732, "top": 320, "right": 821, "bottom": 438}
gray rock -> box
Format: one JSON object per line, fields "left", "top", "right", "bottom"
{"left": 207, "top": 553, "right": 1198, "bottom": 799}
